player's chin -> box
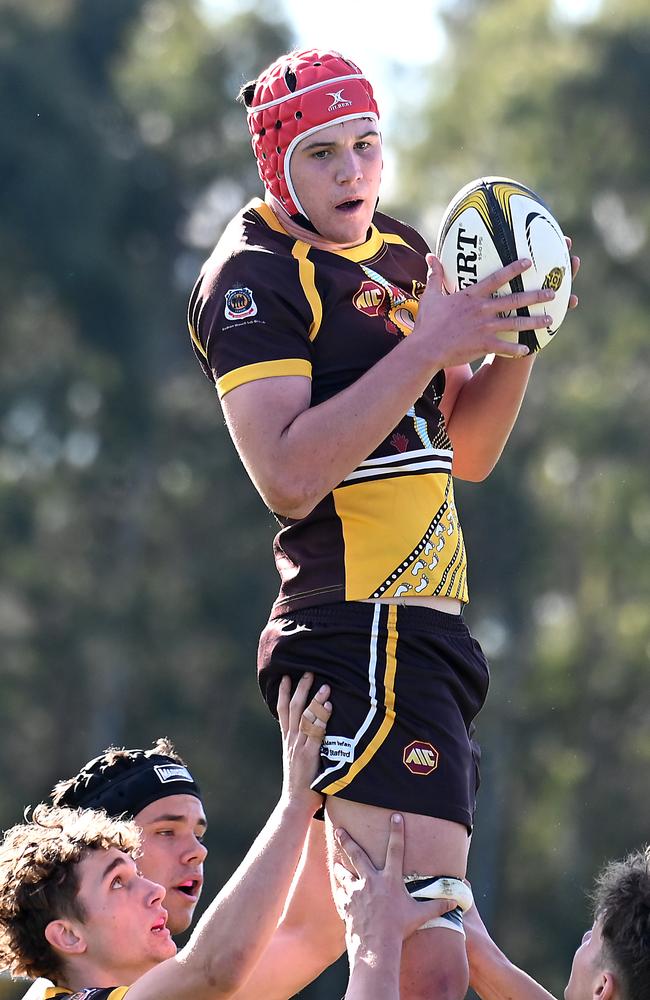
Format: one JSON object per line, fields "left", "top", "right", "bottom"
{"left": 164, "top": 902, "right": 196, "bottom": 936}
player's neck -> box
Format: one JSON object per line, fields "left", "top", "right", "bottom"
{"left": 265, "top": 193, "right": 371, "bottom": 252}
{"left": 60, "top": 954, "right": 153, "bottom": 992}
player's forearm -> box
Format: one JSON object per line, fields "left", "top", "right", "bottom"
{"left": 446, "top": 354, "right": 536, "bottom": 481}
{"left": 469, "top": 939, "right": 558, "bottom": 1000}
{"left": 260, "top": 335, "right": 441, "bottom": 518}
{"left": 344, "top": 937, "right": 402, "bottom": 1000}
{"left": 172, "top": 797, "right": 315, "bottom": 999}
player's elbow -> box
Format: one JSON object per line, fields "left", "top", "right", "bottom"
{"left": 260, "top": 474, "right": 322, "bottom": 520}
{"left": 453, "top": 462, "right": 494, "bottom": 483}
{"left": 197, "top": 945, "right": 255, "bottom": 999}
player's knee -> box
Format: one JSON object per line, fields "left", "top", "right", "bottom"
{"left": 402, "top": 948, "right": 469, "bottom": 1000}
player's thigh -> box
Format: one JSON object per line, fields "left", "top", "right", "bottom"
{"left": 401, "top": 926, "right": 469, "bottom": 1000}
{"left": 325, "top": 797, "right": 469, "bottom": 876}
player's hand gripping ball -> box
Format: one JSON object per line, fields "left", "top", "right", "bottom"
{"left": 436, "top": 176, "right": 572, "bottom": 353}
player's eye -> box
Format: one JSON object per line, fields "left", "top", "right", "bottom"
{"left": 157, "top": 829, "right": 174, "bottom": 837}
{"left": 110, "top": 875, "right": 124, "bottom": 889}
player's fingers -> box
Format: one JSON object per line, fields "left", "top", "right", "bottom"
{"left": 487, "top": 287, "right": 554, "bottom": 314}
{"left": 288, "top": 671, "right": 314, "bottom": 732}
{"left": 488, "top": 309, "right": 552, "bottom": 333}
{"left": 416, "top": 897, "right": 459, "bottom": 927}
{"left": 333, "top": 861, "right": 357, "bottom": 889}
{"left": 384, "top": 813, "right": 406, "bottom": 875}
{"left": 425, "top": 253, "right": 445, "bottom": 294}
{"left": 477, "top": 257, "right": 531, "bottom": 295}
{"left": 276, "top": 675, "right": 291, "bottom": 736}
{"left": 310, "top": 683, "right": 331, "bottom": 711}
{"left": 570, "top": 254, "right": 580, "bottom": 279}
{"left": 335, "top": 827, "right": 375, "bottom": 879}
{"left": 299, "top": 696, "right": 331, "bottom": 740}
{"left": 486, "top": 336, "right": 530, "bottom": 359}
{"left": 568, "top": 293, "right": 579, "bottom": 309}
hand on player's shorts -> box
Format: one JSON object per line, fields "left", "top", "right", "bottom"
{"left": 333, "top": 814, "right": 459, "bottom": 951}
{"left": 278, "top": 673, "right": 331, "bottom": 812}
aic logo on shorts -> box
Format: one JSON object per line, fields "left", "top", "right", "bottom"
{"left": 403, "top": 740, "right": 439, "bottom": 775}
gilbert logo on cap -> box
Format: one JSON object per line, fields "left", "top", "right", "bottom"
{"left": 326, "top": 89, "right": 353, "bottom": 112}
{"left": 154, "top": 764, "right": 194, "bottom": 784}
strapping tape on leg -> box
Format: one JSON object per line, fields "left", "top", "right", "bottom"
{"left": 404, "top": 875, "right": 473, "bottom": 934}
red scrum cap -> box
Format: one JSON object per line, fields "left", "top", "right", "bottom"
{"left": 245, "top": 49, "right": 379, "bottom": 218}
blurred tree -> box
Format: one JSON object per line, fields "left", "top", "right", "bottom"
{"left": 390, "top": 0, "right": 650, "bottom": 993}
{"left": 1, "top": 0, "right": 649, "bottom": 998}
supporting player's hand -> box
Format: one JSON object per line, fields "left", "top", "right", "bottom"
{"left": 278, "top": 673, "right": 331, "bottom": 813}
{"left": 333, "top": 814, "right": 459, "bottom": 957}
{"left": 411, "top": 254, "right": 555, "bottom": 367}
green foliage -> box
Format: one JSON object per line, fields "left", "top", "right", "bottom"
{"left": 1, "top": 1, "right": 649, "bottom": 997}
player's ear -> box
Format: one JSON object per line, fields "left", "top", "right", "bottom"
{"left": 593, "top": 969, "right": 617, "bottom": 1000}
{"left": 45, "top": 919, "right": 86, "bottom": 957}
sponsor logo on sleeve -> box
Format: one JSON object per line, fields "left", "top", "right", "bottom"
{"left": 224, "top": 286, "right": 258, "bottom": 321}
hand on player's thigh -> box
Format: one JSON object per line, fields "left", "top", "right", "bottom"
{"left": 324, "top": 797, "right": 468, "bottom": 877}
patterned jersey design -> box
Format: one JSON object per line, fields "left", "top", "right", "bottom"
{"left": 188, "top": 199, "right": 468, "bottom": 612}
{"left": 44, "top": 988, "right": 130, "bottom": 1000}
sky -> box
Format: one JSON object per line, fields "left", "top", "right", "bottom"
{"left": 201, "top": 0, "right": 603, "bottom": 119}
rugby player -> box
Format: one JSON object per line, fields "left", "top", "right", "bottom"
{"left": 465, "top": 847, "right": 650, "bottom": 1000}
{"left": 0, "top": 675, "right": 334, "bottom": 999}
{"left": 187, "top": 47, "right": 580, "bottom": 999}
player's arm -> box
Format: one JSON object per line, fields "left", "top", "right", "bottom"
{"left": 228, "top": 818, "right": 344, "bottom": 1000}
{"left": 441, "top": 247, "right": 580, "bottom": 481}
{"left": 440, "top": 354, "right": 537, "bottom": 482}
{"left": 126, "top": 675, "right": 331, "bottom": 1000}
{"left": 465, "top": 895, "right": 558, "bottom": 1000}
{"left": 222, "top": 258, "right": 550, "bottom": 520}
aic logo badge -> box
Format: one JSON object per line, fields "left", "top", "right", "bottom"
{"left": 403, "top": 741, "right": 439, "bottom": 775}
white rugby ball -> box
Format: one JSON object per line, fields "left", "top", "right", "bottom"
{"left": 436, "top": 176, "right": 572, "bottom": 352}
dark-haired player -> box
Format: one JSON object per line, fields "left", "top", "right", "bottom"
{"left": 465, "top": 847, "right": 650, "bottom": 1000}
{"left": 187, "top": 47, "right": 580, "bottom": 999}
{"left": 51, "top": 738, "right": 207, "bottom": 936}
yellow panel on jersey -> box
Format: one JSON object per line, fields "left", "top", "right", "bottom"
{"left": 321, "top": 604, "right": 398, "bottom": 795}
{"left": 217, "top": 358, "right": 312, "bottom": 399}
{"left": 333, "top": 471, "right": 468, "bottom": 603}
{"left": 291, "top": 242, "right": 323, "bottom": 341}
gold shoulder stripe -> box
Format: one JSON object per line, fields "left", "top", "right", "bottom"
{"left": 44, "top": 990, "right": 71, "bottom": 999}
{"left": 291, "top": 242, "right": 322, "bottom": 341}
{"left": 379, "top": 231, "right": 417, "bottom": 252}
{"left": 108, "top": 988, "right": 131, "bottom": 999}
{"left": 332, "top": 225, "right": 384, "bottom": 262}
{"left": 253, "top": 200, "right": 290, "bottom": 236}
{"left": 321, "top": 605, "right": 398, "bottom": 794}
{"left": 188, "top": 319, "right": 207, "bottom": 360}
{"left": 217, "top": 358, "right": 312, "bottom": 399}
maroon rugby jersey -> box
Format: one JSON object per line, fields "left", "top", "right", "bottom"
{"left": 188, "top": 198, "right": 468, "bottom": 613}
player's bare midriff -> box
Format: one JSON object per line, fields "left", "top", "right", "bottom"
{"left": 362, "top": 595, "right": 463, "bottom": 615}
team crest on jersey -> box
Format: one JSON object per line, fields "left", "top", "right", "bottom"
{"left": 353, "top": 266, "right": 419, "bottom": 337}
{"left": 403, "top": 740, "right": 439, "bottom": 775}
{"left": 224, "top": 286, "right": 257, "bottom": 321}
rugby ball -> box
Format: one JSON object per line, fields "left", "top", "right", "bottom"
{"left": 436, "top": 176, "right": 571, "bottom": 352}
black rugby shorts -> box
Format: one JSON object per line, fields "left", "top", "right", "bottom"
{"left": 257, "top": 601, "right": 489, "bottom": 830}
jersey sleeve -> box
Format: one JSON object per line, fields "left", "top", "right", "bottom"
{"left": 188, "top": 250, "right": 314, "bottom": 400}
